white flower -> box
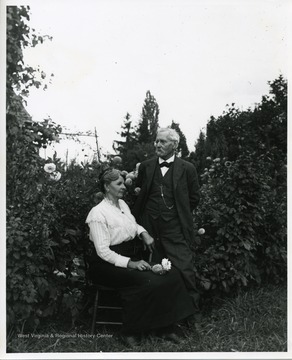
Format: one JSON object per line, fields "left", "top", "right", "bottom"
{"left": 152, "top": 264, "right": 164, "bottom": 274}
{"left": 198, "top": 228, "right": 205, "bottom": 235}
{"left": 44, "top": 163, "right": 56, "bottom": 173}
{"left": 125, "top": 178, "right": 132, "bottom": 186}
{"left": 161, "top": 258, "right": 172, "bottom": 271}
{"left": 53, "top": 270, "right": 66, "bottom": 277}
{"left": 152, "top": 258, "right": 172, "bottom": 275}
{"left": 126, "top": 172, "right": 136, "bottom": 180}
{"left": 134, "top": 187, "right": 141, "bottom": 195}
{"left": 49, "top": 171, "right": 61, "bottom": 181}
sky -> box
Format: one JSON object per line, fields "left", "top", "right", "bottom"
{"left": 6, "top": 0, "right": 291, "bottom": 158}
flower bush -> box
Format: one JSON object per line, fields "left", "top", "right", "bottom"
{"left": 191, "top": 150, "right": 286, "bottom": 294}
{"left": 7, "top": 146, "right": 142, "bottom": 331}
{"left": 7, "top": 154, "right": 107, "bottom": 331}
{"left": 7, "top": 136, "right": 286, "bottom": 331}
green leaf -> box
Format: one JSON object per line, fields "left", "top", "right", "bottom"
{"left": 243, "top": 241, "right": 251, "bottom": 251}
{"left": 13, "top": 252, "right": 20, "bottom": 259}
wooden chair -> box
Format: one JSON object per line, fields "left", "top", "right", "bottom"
{"left": 83, "top": 243, "right": 123, "bottom": 334}
{"left": 90, "top": 284, "right": 123, "bottom": 334}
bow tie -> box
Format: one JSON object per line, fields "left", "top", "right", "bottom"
{"left": 159, "top": 161, "right": 173, "bottom": 168}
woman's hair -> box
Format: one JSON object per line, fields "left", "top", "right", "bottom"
{"left": 157, "top": 127, "right": 180, "bottom": 143}
{"left": 98, "top": 167, "right": 121, "bottom": 193}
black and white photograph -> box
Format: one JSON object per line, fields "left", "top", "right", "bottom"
{"left": 1, "top": 0, "right": 290, "bottom": 359}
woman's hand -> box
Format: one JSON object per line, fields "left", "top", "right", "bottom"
{"left": 140, "top": 231, "right": 155, "bottom": 253}
{"left": 127, "top": 259, "right": 152, "bottom": 271}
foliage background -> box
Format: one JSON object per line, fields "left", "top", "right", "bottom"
{"left": 6, "top": 6, "right": 286, "bottom": 334}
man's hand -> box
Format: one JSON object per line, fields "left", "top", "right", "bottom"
{"left": 140, "top": 231, "right": 155, "bottom": 253}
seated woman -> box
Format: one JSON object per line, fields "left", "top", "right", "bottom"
{"left": 86, "top": 168, "right": 195, "bottom": 346}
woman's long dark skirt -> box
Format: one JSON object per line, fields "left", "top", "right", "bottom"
{"left": 88, "top": 240, "right": 195, "bottom": 333}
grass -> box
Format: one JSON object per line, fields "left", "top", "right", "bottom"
{"left": 7, "top": 283, "right": 287, "bottom": 353}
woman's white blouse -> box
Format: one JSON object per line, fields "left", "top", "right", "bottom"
{"left": 85, "top": 199, "right": 146, "bottom": 268}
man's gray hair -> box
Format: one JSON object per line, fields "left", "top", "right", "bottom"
{"left": 157, "top": 127, "right": 180, "bottom": 143}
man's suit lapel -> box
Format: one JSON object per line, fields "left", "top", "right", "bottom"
{"left": 146, "top": 158, "right": 157, "bottom": 192}
{"left": 145, "top": 156, "right": 184, "bottom": 190}
{"left": 173, "top": 157, "right": 184, "bottom": 189}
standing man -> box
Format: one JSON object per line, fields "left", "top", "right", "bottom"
{"left": 133, "top": 127, "right": 201, "bottom": 311}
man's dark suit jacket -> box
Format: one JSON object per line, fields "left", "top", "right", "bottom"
{"left": 132, "top": 156, "right": 200, "bottom": 243}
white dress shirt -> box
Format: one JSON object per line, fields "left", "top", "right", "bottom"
{"left": 158, "top": 154, "right": 175, "bottom": 176}
{"left": 86, "top": 199, "right": 146, "bottom": 268}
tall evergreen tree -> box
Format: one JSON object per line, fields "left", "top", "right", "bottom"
{"left": 170, "top": 120, "right": 189, "bottom": 158}
{"left": 137, "top": 117, "right": 150, "bottom": 144}
{"left": 113, "top": 113, "right": 136, "bottom": 152}
{"left": 113, "top": 113, "right": 138, "bottom": 170}
{"left": 192, "top": 130, "right": 207, "bottom": 175}
{"left": 192, "top": 75, "right": 287, "bottom": 177}
{"left": 137, "top": 90, "right": 159, "bottom": 143}
{"left": 113, "top": 91, "right": 160, "bottom": 170}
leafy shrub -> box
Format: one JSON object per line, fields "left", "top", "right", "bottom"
{"left": 6, "top": 6, "right": 99, "bottom": 331}
{"left": 7, "top": 147, "right": 135, "bottom": 331}
{"left": 192, "top": 151, "right": 286, "bottom": 294}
